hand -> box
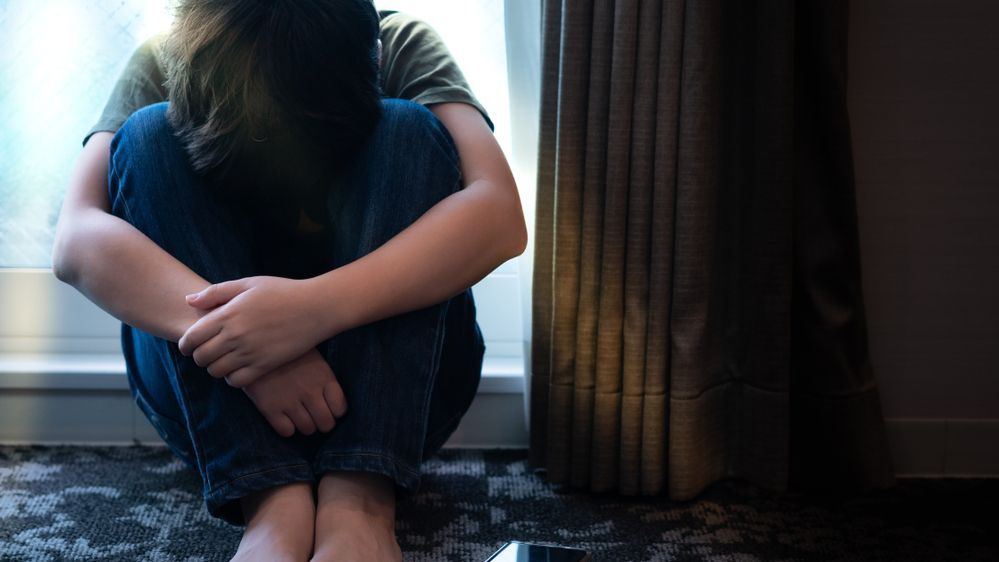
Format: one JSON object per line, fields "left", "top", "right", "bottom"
{"left": 240, "top": 348, "right": 348, "bottom": 437}
{"left": 178, "top": 276, "right": 323, "bottom": 387}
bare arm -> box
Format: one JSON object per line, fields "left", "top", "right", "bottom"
{"left": 62, "top": 103, "right": 526, "bottom": 384}
{"left": 311, "top": 102, "right": 527, "bottom": 335}
{"left": 179, "top": 102, "right": 528, "bottom": 382}
{"left": 52, "top": 132, "right": 209, "bottom": 342}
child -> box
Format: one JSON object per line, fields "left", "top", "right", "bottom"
{"left": 53, "top": 1, "right": 527, "bottom": 560}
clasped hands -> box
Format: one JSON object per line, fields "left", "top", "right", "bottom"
{"left": 177, "top": 276, "right": 347, "bottom": 437}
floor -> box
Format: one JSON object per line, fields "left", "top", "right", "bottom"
{"left": 1, "top": 445, "right": 996, "bottom": 561}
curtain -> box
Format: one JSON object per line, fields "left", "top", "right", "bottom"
{"left": 529, "top": 0, "right": 895, "bottom": 497}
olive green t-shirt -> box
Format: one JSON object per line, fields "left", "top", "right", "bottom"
{"left": 84, "top": 10, "right": 491, "bottom": 145}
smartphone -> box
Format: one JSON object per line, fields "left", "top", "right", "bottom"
{"left": 484, "top": 541, "right": 592, "bottom": 562}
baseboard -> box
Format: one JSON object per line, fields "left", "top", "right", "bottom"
{"left": 1, "top": 383, "right": 995, "bottom": 476}
{"left": 885, "top": 418, "right": 999, "bottom": 477}
{"left": 0, "top": 386, "right": 528, "bottom": 448}
{"left": 0, "top": 352, "right": 529, "bottom": 448}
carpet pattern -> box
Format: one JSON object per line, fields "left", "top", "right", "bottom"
{"left": 0, "top": 445, "right": 996, "bottom": 561}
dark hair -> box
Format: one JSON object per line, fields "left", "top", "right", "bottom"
{"left": 164, "top": 0, "right": 381, "bottom": 204}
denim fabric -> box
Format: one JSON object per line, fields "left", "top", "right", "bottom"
{"left": 108, "top": 100, "right": 485, "bottom": 525}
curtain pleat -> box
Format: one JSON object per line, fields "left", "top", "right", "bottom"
{"left": 547, "top": 0, "right": 595, "bottom": 485}
{"left": 641, "top": 0, "right": 684, "bottom": 496}
{"left": 718, "top": 1, "right": 797, "bottom": 492}
{"left": 528, "top": 0, "right": 562, "bottom": 470}
{"left": 588, "top": 0, "right": 634, "bottom": 493}
{"left": 568, "top": 0, "right": 613, "bottom": 489}
{"left": 616, "top": 0, "right": 659, "bottom": 495}
{"left": 665, "top": 0, "right": 727, "bottom": 497}
{"left": 788, "top": 1, "right": 894, "bottom": 490}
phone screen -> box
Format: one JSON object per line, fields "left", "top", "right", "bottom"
{"left": 485, "top": 541, "right": 590, "bottom": 562}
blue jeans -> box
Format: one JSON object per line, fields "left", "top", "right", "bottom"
{"left": 108, "top": 101, "right": 485, "bottom": 525}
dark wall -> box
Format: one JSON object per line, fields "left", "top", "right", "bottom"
{"left": 849, "top": 0, "right": 999, "bottom": 418}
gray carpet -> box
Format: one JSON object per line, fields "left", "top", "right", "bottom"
{"left": 0, "top": 445, "right": 996, "bottom": 561}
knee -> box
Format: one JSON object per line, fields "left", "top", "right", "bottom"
{"left": 378, "top": 99, "right": 455, "bottom": 147}
{"left": 109, "top": 102, "right": 193, "bottom": 187}
{"left": 369, "top": 98, "right": 462, "bottom": 188}
{"left": 107, "top": 102, "right": 193, "bottom": 215}
{"left": 110, "top": 102, "right": 174, "bottom": 160}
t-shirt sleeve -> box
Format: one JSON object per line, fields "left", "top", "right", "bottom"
{"left": 83, "top": 34, "right": 168, "bottom": 146}
{"left": 379, "top": 12, "right": 494, "bottom": 130}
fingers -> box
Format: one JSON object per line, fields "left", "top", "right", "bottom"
{"left": 191, "top": 333, "right": 235, "bottom": 368}
{"left": 264, "top": 413, "right": 296, "bottom": 438}
{"left": 224, "top": 365, "right": 263, "bottom": 388}
{"left": 178, "top": 315, "right": 223, "bottom": 356}
{"left": 286, "top": 405, "right": 316, "bottom": 436}
{"left": 324, "top": 381, "right": 348, "bottom": 418}
{"left": 186, "top": 280, "right": 245, "bottom": 310}
{"left": 205, "top": 352, "right": 248, "bottom": 379}
{"left": 304, "top": 395, "right": 336, "bottom": 433}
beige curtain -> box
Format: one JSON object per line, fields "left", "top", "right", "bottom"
{"left": 529, "top": 0, "right": 895, "bottom": 497}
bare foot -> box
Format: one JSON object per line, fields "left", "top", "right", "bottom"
{"left": 231, "top": 481, "right": 316, "bottom": 562}
{"left": 310, "top": 471, "right": 403, "bottom": 562}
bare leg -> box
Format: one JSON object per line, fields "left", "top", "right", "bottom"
{"left": 310, "top": 472, "right": 403, "bottom": 562}
{"left": 231, "top": 481, "right": 317, "bottom": 562}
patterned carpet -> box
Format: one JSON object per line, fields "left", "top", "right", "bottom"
{"left": 0, "top": 446, "right": 996, "bottom": 561}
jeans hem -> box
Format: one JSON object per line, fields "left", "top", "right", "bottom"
{"left": 205, "top": 462, "right": 315, "bottom": 526}
{"left": 312, "top": 450, "right": 422, "bottom": 496}
{"left": 423, "top": 406, "right": 469, "bottom": 459}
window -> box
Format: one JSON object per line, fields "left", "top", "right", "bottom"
{"left": 0, "top": 0, "right": 174, "bottom": 267}
{"left": 0, "top": 0, "right": 539, "bottom": 389}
